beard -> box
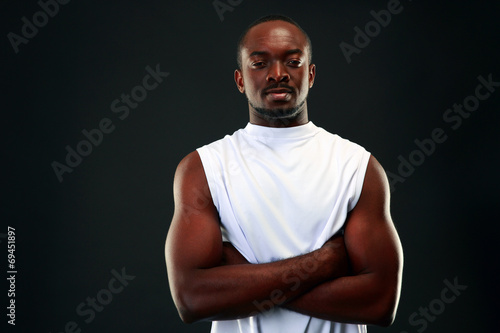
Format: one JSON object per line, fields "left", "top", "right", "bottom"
{"left": 248, "top": 97, "right": 307, "bottom": 121}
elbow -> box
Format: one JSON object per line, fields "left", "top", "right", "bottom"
{"left": 176, "top": 301, "right": 197, "bottom": 324}
{"left": 173, "top": 289, "right": 209, "bottom": 324}
{"left": 370, "top": 290, "right": 400, "bottom": 327}
{"left": 373, "top": 310, "right": 396, "bottom": 327}
{"left": 178, "top": 309, "right": 199, "bottom": 324}
{"left": 371, "top": 267, "right": 403, "bottom": 327}
{"left": 169, "top": 269, "right": 218, "bottom": 323}
{"left": 365, "top": 301, "right": 396, "bottom": 327}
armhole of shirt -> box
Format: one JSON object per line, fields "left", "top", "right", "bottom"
{"left": 197, "top": 146, "right": 230, "bottom": 242}
{"left": 196, "top": 146, "right": 218, "bottom": 210}
{"left": 349, "top": 150, "right": 371, "bottom": 211}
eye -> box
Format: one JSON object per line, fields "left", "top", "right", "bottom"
{"left": 288, "top": 60, "right": 302, "bottom": 67}
{"left": 251, "top": 61, "right": 265, "bottom": 68}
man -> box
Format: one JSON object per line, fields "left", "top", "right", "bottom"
{"left": 165, "top": 15, "right": 403, "bottom": 333}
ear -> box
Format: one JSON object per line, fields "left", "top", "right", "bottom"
{"left": 234, "top": 69, "right": 245, "bottom": 93}
{"left": 308, "top": 64, "right": 316, "bottom": 89}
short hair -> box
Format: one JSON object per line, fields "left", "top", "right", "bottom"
{"left": 236, "top": 14, "right": 313, "bottom": 69}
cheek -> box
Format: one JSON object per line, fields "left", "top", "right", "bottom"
{"left": 244, "top": 70, "right": 266, "bottom": 85}
{"left": 243, "top": 84, "right": 257, "bottom": 98}
{"left": 243, "top": 79, "right": 261, "bottom": 96}
{"left": 292, "top": 70, "right": 309, "bottom": 86}
{"left": 296, "top": 74, "right": 311, "bottom": 94}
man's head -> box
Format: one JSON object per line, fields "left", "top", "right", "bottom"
{"left": 236, "top": 15, "right": 313, "bottom": 70}
{"left": 234, "top": 15, "right": 316, "bottom": 127}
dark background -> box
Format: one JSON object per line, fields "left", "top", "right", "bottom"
{"left": 2, "top": 0, "right": 499, "bottom": 332}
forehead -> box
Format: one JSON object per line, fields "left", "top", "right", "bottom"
{"left": 241, "top": 21, "right": 308, "bottom": 58}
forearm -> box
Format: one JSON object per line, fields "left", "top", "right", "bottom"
{"left": 173, "top": 243, "right": 347, "bottom": 323}
{"left": 283, "top": 271, "right": 401, "bottom": 326}
{"left": 284, "top": 157, "right": 405, "bottom": 327}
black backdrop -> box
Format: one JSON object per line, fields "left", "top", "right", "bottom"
{"left": 2, "top": 1, "right": 499, "bottom": 332}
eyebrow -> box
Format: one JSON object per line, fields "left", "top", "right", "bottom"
{"left": 249, "top": 49, "right": 304, "bottom": 58}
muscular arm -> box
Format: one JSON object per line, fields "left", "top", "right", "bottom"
{"left": 165, "top": 151, "right": 349, "bottom": 323}
{"left": 282, "top": 155, "right": 404, "bottom": 326}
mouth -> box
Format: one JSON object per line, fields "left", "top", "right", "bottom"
{"left": 265, "top": 88, "right": 293, "bottom": 94}
{"left": 264, "top": 87, "right": 294, "bottom": 102}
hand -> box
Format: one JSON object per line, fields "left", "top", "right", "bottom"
{"left": 221, "top": 242, "right": 249, "bottom": 266}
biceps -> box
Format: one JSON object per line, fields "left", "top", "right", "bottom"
{"left": 166, "top": 204, "right": 223, "bottom": 273}
{"left": 344, "top": 155, "right": 403, "bottom": 276}
{"left": 344, "top": 215, "right": 403, "bottom": 277}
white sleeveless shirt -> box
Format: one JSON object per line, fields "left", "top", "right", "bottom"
{"left": 197, "top": 121, "right": 370, "bottom": 333}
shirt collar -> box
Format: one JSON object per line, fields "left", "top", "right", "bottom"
{"left": 243, "top": 121, "right": 318, "bottom": 139}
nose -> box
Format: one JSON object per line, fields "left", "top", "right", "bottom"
{"left": 266, "top": 61, "right": 290, "bottom": 83}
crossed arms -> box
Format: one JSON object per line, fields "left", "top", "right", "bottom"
{"left": 165, "top": 151, "right": 403, "bottom": 326}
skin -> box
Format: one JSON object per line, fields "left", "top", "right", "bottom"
{"left": 166, "top": 151, "right": 349, "bottom": 323}
{"left": 234, "top": 21, "right": 315, "bottom": 127}
{"left": 165, "top": 20, "right": 403, "bottom": 326}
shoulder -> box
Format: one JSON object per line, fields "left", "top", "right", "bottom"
{"left": 365, "top": 156, "right": 389, "bottom": 186}
{"left": 198, "top": 127, "right": 246, "bottom": 151}
{"left": 176, "top": 151, "right": 202, "bottom": 175}
{"left": 356, "top": 155, "right": 391, "bottom": 213}
{"left": 196, "top": 127, "right": 248, "bottom": 169}
{"left": 326, "top": 132, "right": 371, "bottom": 173}
{"left": 314, "top": 125, "right": 369, "bottom": 155}
{"left": 174, "top": 151, "right": 206, "bottom": 192}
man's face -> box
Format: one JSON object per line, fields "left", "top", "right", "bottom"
{"left": 235, "top": 21, "right": 316, "bottom": 125}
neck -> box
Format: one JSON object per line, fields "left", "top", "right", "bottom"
{"left": 248, "top": 103, "right": 309, "bottom": 128}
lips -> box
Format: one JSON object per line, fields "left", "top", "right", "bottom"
{"left": 264, "top": 88, "right": 293, "bottom": 94}
{"left": 262, "top": 84, "right": 294, "bottom": 102}
{"left": 266, "top": 92, "right": 291, "bottom": 102}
